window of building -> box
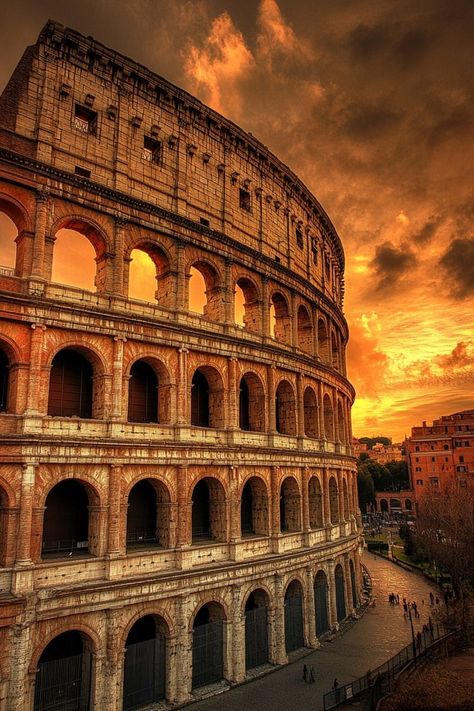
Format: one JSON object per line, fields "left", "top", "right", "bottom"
{"left": 415, "top": 446, "right": 419, "bottom": 452}
{"left": 296, "top": 227, "right": 303, "bottom": 249}
{"left": 73, "top": 104, "right": 97, "bottom": 135}
{"left": 74, "top": 166, "right": 91, "bottom": 178}
{"left": 239, "top": 188, "right": 251, "bottom": 212}
{"left": 431, "top": 456, "right": 435, "bottom": 462}
{"left": 311, "top": 238, "right": 318, "bottom": 265}
{"left": 415, "top": 457, "right": 419, "bottom": 463}
{"left": 443, "top": 444, "right": 449, "bottom": 450}
{"left": 199, "top": 217, "right": 210, "bottom": 227}
{"left": 459, "top": 479, "right": 467, "bottom": 487}
{"left": 430, "top": 445, "right": 434, "bottom": 450}
{"left": 416, "top": 479, "right": 423, "bottom": 485}
{"left": 143, "top": 136, "right": 161, "bottom": 164}
{"left": 459, "top": 455, "right": 464, "bottom": 463}
{"left": 429, "top": 477, "right": 439, "bottom": 488}
{"left": 445, "top": 457, "right": 449, "bottom": 462}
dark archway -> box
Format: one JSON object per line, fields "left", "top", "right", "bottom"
{"left": 329, "top": 476, "right": 339, "bottom": 524}
{"left": 42, "top": 480, "right": 91, "bottom": 557}
{"left": 128, "top": 361, "right": 158, "bottom": 423}
{"left": 280, "top": 477, "right": 301, "bottom": 533}
{"left": 284, "top": 580, "right": 305, "bottom": 653}
{"left": 192, "top": 603, "right": 225, "bottom": 689}
{"left": 123, "top": 615, "right": 167, "bottom": 710}
{"left": 275, "top": 380, "right": 296, "bottom": 436}
{"left": 0, "top": 348, "right": 9, "bottom": 412}
{"left": 270, "top": 292, "right": 290, "bottom": 342}
{"left": 405, "top": 499, "right": 412, "bottom": 511}
{"left": 303, "top": 387, "right": 318, "bottom": 438}
{"left": 191, "top": 370, "right": 209, "bottom": 427}
{"left": 323, "top": 394, "right": 334, "bottom": 441}
{"left": 318, "top": 319, "right": 330, "bottom": 364}
{"left": 335, "top": 564, "right": 346, "bottom": 622}
{"left": 245, "top": 589, "right": 269, "bottom": 670}
{"left": 297, "top": 305, "right": 313, "bottom": 354}
{"left": 33, "top": 631, "right": 93, "bottom": 711}
{"left": 126, "top": 479, "right": 171, "bottom": 549}
{"left": 308, "top": 476, "right": 323, "bottom": 529}
{"left": 239, "top": 373, "right": 265, "bottom": 432}
{"left": 331, "top": 332, "right": 340, "bottom": 371}
{"left": 240, "top": 477, "right": 268, "bottom": 537}
{"left": 48, "top": 349, "right": 94, "bottom": 418}
{"left": 191, "top": 367, "right": 224, "bottom": 429}
{"left": 192, "top": 478, "right": 226, "bottom": 543}
{"left": 239, "top": 377, "right": 250, "bottom": 431}
{"left": 314, "top": 571, "right": 329, "bottom": 636}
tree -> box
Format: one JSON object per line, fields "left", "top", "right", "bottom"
{"left": 357, "top": 469, "right": 375, "bottom": 512}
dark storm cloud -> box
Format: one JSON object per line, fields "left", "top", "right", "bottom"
{"left": 370, "top": 242, "right": 417, "bottom": 291}
{"left": 412, "top": 217, "right": 442, "bottom": 245}
{"left": 339, "top": 102, "right": 402, "bottom": 141}
{"left": 347, "top": 23, "right": 390, "bottom": 62}
{"left": 439, "top": 237, "right": 474, "bottom": 298}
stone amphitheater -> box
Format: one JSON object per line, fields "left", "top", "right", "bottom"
{"left": 0, "top": 21, "right": 362, "bottom": 711}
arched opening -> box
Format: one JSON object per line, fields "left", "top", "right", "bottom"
{"left": 126, "top": 479, "right": 171, "bottom": 550}
{"left": 33, "top": 631, "right": 93, "bottom": 711}
{"left": 128, "top": 243, "right": 171, "bottom": 304}
{"left": 52, "top": 225, "right": 100, "bottom": 292}
{"left": 349, "top": 559, "right": 358, "bottom": 608}
{"left": 245, "top": 589, "right": 269, "bottom": 670}
{"left": 270, "top": 292, "right": 290, "bottom": 342}
{"left": 191, "top": 367, "right": 224, "bottom": 429}
{"left": 192, "top": 603, "right": 226, "bottom": 689}
{"left": 48, "top": 349, "right": 94, "bottom": 419}
{"left": 335, "top": 564, "right": 346, "bottom": 622}
{"left": 123, "top": 615, "right": 168, "bottom": 709}
{"left": 297, "top": 305, "right": 313, "bottom": 354}
{"left": 189, "top": 261, "right": 221, "bottom": 320}
{"left": 380, "top": 498, "right": 388, "bottom": 513}
{"left": 192, "top": 477, "right": 226, "bottom": 543}
{"left": 329, "top": 476, "right": 339, "bottom": 524}
{"left": 128, "top": 360, "right": 159, "bottom": 423}
{"left": 308, "top": 476, "right": 323, "bottom": 528}
{"left": 284, "top": 580, "right": 305, "bottom": 653}
{"left": 323, "top": 394, "right": 334, "bottom": 441}
{"left": 239, "top": 372, "right": 265, "bottom": 432}
{"left": 275, "top": 380, "right": 296, "bottom": 436}
{"left": 318, "top": 319, "right": 330, "bottom": 364}
{"left": 240, "top": 477, "right": 269, "bottom": 537}
{"left": 0, "top": 210, "right": 17, "bottom": 271}
{"left": 343, "top": 479, "right": 349, "bottom": 520}
{"left": 405, "top": 499, "right": 412, "bottom": 511}
{"left": 0, "top": 348, "right": 9, "bottom": 412}
{"left": 280, "top": 477, "right": 301, "bottom": 533}
{"left": 235, "top": 277, "right": 260, "bottom": 333}
{"left": 337, "top": 401, "right": 345, "bottom": 443}
{"left": 0, "top": 486, "right": 9, "bottom": 567}
{"left": 42, "top": 480, "right": 93, "bottom": 557}
{"left": 390, "top": 498, "right": 401, "bottom": 512}
{"left": 331, "top": 332, "right": 340, "bottom": 371}
{"left": 314, "top": 571, "right": 330, "bottom": 636}
{"left": 303, "top": 386, "right": 318, "bottom": 438}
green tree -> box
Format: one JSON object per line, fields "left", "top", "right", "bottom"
{"left": 357, "top": 469, "right": 375, "bottom": 512}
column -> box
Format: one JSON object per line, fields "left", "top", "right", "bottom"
{"left": 337, "top": 469, "right": 345, "bottom": 523}
{"left": 176, "top": 348, "right": 188, "bottom": 425}
{"left": 312, "top": 305, "right": 319, "bottom": 359}
{"left": 230, "top": 584, "right": 245, "bottom": 682}
{"left": 111, "top": 336, "right": 126, "bottom": 420}
{"left": 8, "top": 622, "right": 34, "bottom": 711}
{"left": 175, "top": 239, "right": 187, "bottom": 311}
{"left": 304, "top": 566, "right": 318, "bottom": 648}
{"left": 229, "top": 466, "right": 240, "bottom": 544}
{"left": 31, "top": 188, "right": 49, "bottom": 279}
{"left": 296, "top": 373, "right": 304, "bottom": 441}
{"left": 15, "top": 464, "right": 35, "bottom": 565}
{"left": 173, "top": 597, "right": 192, "bottom": 703}
{"left": 271, "top": 574, "right": 287, "bottom": 664}
{"left": 176, "top": 466, "right": 190, "bottom": 548}
{"left": 25, "top": 323, "right": 46, "bottom": 415}
{"left": 227, "top": 357, "right": 238, "bottom": 429}
{"left": 224, "top": 258, "right": 234, "bottom": 324}
{"left": 290, "top": 290, "right": 298, "bottom": 348}
{"left": 344, "top": 554, "right": 354, "bottom": 614}
{"left": 267, "top": 364, "right": 276, "bottom": 434}
{"left": 101, "top": 609, "right": 123, "bottom": 710}
{"left": 301, "top": 467, "right": 310, "bottom": 534}
{"left": 262, "top": 277, "right": 270, "bottom": 337}
{"left": 322, "top": 467, "right": 330, "bottom": 526}
{"left": 107, "top": 465, "right": 122, "bottom": 555}
{"left": 327, "top": 560, "right": 338, "bottom": 630}
{"left": 112, "top": 216, "right": 126, "bottom": 295}
{"left": 270, "top": 466, "right": 280, "bottom": 537}
{"left": 317, "top": 381, "right": 325, "bottom": 445}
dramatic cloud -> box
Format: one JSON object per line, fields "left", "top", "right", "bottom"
{"left": 439, "top": 237, "right": 474, "bottom": 298}
{"left": 412, "top": 217, "right": 442, "bottom": 245}
{"left": 370, "top": 242, "right": 417, "bottom": 291}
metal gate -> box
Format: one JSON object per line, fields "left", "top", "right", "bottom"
{"left": 314, "top": 578, "right": 329, "bottom": 636}
{"left": 245, "top": 606, "right": 269, "bottom": 670}
{"left": 335, "top": 568, "right": 346, "bottom": 622}
{"left": 34, "top": 652, "right": 91, "bottom": 711}
{"left": 192, "top": 620, "right": 223, "bottom": 689}
{"left": 123, "top": 636, "right": 166, "bottom": 710}
{"left": 350, "top": 560, "right": 357, "bottom": 608}
{"left": 284, "top": 593, "right": 304, "bottom": 653}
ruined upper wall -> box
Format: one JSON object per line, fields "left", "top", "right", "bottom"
{"left": 0, "top": 20, "right": 346, "bottom": 307}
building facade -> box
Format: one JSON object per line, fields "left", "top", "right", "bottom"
{"left": 0, "top": 22, "right": 362, "bottom": 711}
{"left": 406, "top": 411, "right": 474, "bottom": 504}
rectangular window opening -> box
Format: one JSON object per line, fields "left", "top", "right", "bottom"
{"left": 199, "top": 217, "right": 210, "bottom": 227}
{"left": 74, "top": 166, "right": 91, "bottom": 178}
{"left": 143, "top": 136, "right": 162, "bottom": 164}
{"left": 73, "top": 104, "right": 97, "bottom": 135}
{"left": 239, "top": 188, "right": 251, "bottom": 212}
{"left": 296, "top": 228, "right": 303, "bottom": 249}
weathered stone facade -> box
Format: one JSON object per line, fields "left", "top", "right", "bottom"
{"left": 0, "top": 21, "right": 362, "bottom": 710}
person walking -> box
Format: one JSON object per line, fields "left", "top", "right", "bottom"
{"left": 302, "top": 664, "right": 308, "bottom": 683}
{"left": 309, "top": 666, "right": 315, "bottom": 684}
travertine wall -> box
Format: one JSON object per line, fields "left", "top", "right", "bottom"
{"left": 0, "top": 21, "right": 362, "bottom": 710}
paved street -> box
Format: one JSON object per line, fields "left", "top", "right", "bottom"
{"left": 189, "top": 553, "right": 439, "bottom": 711}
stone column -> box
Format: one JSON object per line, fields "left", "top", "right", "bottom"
{"left": 290, "top": 289, "right": 298, "bottom": 348}
{"left": 224, "top": 258, "right": 234, "bottom": 325}
{"left": 25, "top": 323, "right": 46, "bottom": 415}
{"left": 344, "top": 554, "right": 354, "bottom": 614}
{"left": 8, "top": 622, "right": 34, "bottom": 711}
{"left": 327, "top": 560, "right": 338, "bottom": 630}
{"left": 272, "top": 573, "right": 287, "bottom": 664}
{"left": 301, "top": 467, "right": 310, "bottom": 536}
{"left": 31, "top": 188, "right": 49, "bottom": 279}
{"left": 337, "top": 469, "right": 345, "bottom": 523}
{"left": 322, "top": 467, "right": 330, "bottom": 526}
{"left": 227, "top": 357, "right": 238, "bottom": 430}
{"left": 229, "top": 466, "right": 240, "bottom": 545}
{"left": 15, "top": 463, "right": 35, "bottom": 566}
{"left": 262, "top": 277, "right": 270, "bottom": 338}
{"left": 175, "top": 239, "right": 187, "bottom": 311}
{"left": 101, "top": 609, "right": 123, "bottom": 710}
{"left": 111, "top": 336, "right": 126, "bottom": 420}
{"left": 317, "top": 381, "right": 325, "bottom": 446}
{"left": 304, "top": 566, "right": 318, "bottom": 648}
{"left": 176, "top": 466, "right": 191, "bottom": 548}
{"left": 270, "top": 466, "right": 281, "bottom": 537}
{"left": 230, "top": 584, "right": 245, "bottom": 682}
{"left": 112, "top": 216, "right": 127, "bottom": 296}
{"left": 177, "top": 348, "right": 188, "bottom": 425}
{"left": 107, "top": 465, "right": 122, "bottom": 556}
{"left": 173, "top": 597, "right": 192, "bottom": 703}
{"left": 267, "top": 364, "right": 276, "bottom": 434}
{"left": 312, "top": 305, "right": 319, "bottom": 359}
{"left": 296, "top": 372, "right": 304, "bottom": 441}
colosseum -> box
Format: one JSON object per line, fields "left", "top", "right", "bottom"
{"left": 0, "top": 20, "right": 362, "bottom": 711}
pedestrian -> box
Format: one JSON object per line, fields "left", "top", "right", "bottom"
{"left": 403, "top": 601, "right": 408, "bottom": 618}
{"left": 396, "top": 594, "right": 400, "bottom": 604}
{"left": 309, "top": 666, "right": 315, "bottom": 684}
{"left": 435, "top": 596, "right": 440, "bottom": 605}
{"left": 302, "top": 664, "right": 308, "bottom": 683}
{"left": 430, "top": 592, "right": 434, "bottom": 605}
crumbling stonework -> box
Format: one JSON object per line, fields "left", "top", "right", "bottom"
{"left": 0, "top": 21, "right": 362, "bottom": 710}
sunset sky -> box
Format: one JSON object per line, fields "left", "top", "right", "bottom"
{"left": 0, "top": 0, "right": 472, "bottom": 441}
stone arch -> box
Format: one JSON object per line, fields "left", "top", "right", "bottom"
{"left": 303, "top": 386, "right": 318, "bottom": 438}
{"left": 318, "top": 318, "right": 330, "bottom": 364}
{"left": 390, "top": 498, "right": 401, "bottom": 512}
{"left": 191, "top": 365, "right": 225, "bottom": 428}
{"left": 239, "top": 371, "right": 265, "bottom": 432}
{"left": 297, "top": 305, "right": 313, "bottom": 354}
{"left": 270, "top": 291, "right": 290, "bottom": 342}
{"left": 191, "top": 601, "right": 227, "bottom": 689}
{"left": 331, "top": 331, "right": 340, "bottom": 371}
{"left": 126, "top": 478, "right": 172, "bottom": 550}
{"left": 46, "top": 343, "right": 107, "bottom": 420}
{"left": 0, "top": 335, "right": 22, "bottom": 415}
{"left": 275, "top": 379, "right": 296, "bottom": 436}
{"left": 240, "top": 476, "right": 269, "bottom": 537}
{"left": 234, "top": 276, "right": 261, "bottom": 333}
{"left": 41, "top": 478, "right": 101, "bottom": 558}
{"left": 280, "top": 476, "right": 301, "bottom": 532}
{"left": 188, "top": 259, "right": 222, "bottom": 320}
{"left": 314, "top": 570, "right": 330, "bottom": 636}
{"left": 380, "top": 498, "right": 388, "bottom": 513}
{"left": 126, "top": 355, "right": 171, "bottom": 424}
{"left": 329, "top": 476, "right": 339, "bottom": 524}
{"left": 51, "top": 216, "right": 110, "bottom": 292}
{"left": 405, "top": 498, "right": 412, "bottom": 511}
{"left": 323, "top": 393, "right": 334, "bottom": 441}
{"left": 0, "top": 192, "right": 31, "bottom": 275}
{"left": 123, "top": 614, "right": 169, "bottom": 708}
{"left": 32, "top": 629, "right": 95, "bottom": 711}
{"left": 244, "top": 587, "right": 270, "bottom": 671}
{"left": 284, "top": 578, "right": 305, "bottom": 653}
{"left": 308, "top": 476, "right": 323, "bottom": 528}
{"left": 191, "top": 476, "right": 227, "bottom": 542}
{"left": 127, "top": 240, "right": 172, "bottom": 306}
{"left": 0, "top": 483, "right": 11, "bottom": 567}
{"left": 335, "top": 563, "right": 346, "bottom": 622}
